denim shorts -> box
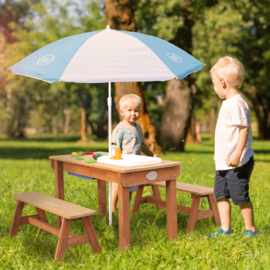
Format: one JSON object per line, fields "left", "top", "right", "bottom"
{"left": 214, "top": 156, "right": 254, "bottom": 205}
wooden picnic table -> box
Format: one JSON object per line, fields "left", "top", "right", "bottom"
{"left": 49, "top": 152, "right": 182, "bottom": 250}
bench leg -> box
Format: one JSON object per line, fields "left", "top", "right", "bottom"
{"left": 82, "top": 216, "right": 101, "bottom": 254}
{"left": 207, "top": 194, "right": 221, "bottom": 226}
{"left": 132, "top": 185, "right": 144, "bottom": 214}
{"left": 10, "top": 201, "right": 25, "bottom": 237}
{"left": 151, "top": 185, "right": 164, "bottom": 211}
{"left": 186, "top": 195, "right": 200, "bottom": 233}
{"left": 55, "top": 218, "right": 71, "bottom": 262}
{"left": 35, "top": 207, "right": 49, "bottom": 233}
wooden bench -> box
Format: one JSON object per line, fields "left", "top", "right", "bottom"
{"left": 9, "top": 192, "right": 101, "bottom": 261}
{"left": 132, "top": 181, "right": 221, "bottom": 233}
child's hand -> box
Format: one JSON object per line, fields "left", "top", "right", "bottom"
{"left": 153, "top": 154, "right": 157, "bottom": 157}
{"left": 226, "top": 155, "right": 240, "bottom": 168}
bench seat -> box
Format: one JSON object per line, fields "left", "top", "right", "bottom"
{"left": 132, "top": 181, "right": 221, "bottom": 233}
{"left": 10, "top": 192, "right": 101, "bottom": 261}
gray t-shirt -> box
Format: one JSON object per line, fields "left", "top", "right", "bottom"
{"left": 111, "top": 121, "right": 144, "bottom": 155}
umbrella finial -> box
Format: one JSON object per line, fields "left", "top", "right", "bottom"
{"left": 106, "top": 25, "right": 111, "bottom": 30}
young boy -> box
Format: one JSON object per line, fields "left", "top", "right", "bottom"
{"left": 111, "top": 94, "right": 156, "bottom": 211}
{"left": 209, "top": 56, "right": 258, "bottom": 238}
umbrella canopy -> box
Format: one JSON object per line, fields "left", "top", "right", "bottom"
{"left": 8, "top": 25, "right": 204, "bottom": 226}
{"left": 9, "top": 25, "right": 203, "bottom": 83}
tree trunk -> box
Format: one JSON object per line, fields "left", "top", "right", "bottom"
{"left": 159, "top": 10, "right": 195, "bottom": 151}
{"left": 159, "top": 79, "right": 193, "bottom": 151}
{"left": 52, "top": 115, "right": 58, "bottom": 135}
{"left": 103, "top": 0, "right": 158, "bottom": 153}
{"left": 80, "top": 107, "right": 87, "bottom": 142}
{"left": 63, "top": 109, "right": 70, "bottom": 135}
{"left": 185, "top": 110, "right": 197, "bottom": 144}
{"left": 77, "top": 89, "right": 89, "bottom": 142}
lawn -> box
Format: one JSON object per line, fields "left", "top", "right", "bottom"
{"left": 0, "top": 135, "right": 269, "bottom": 269}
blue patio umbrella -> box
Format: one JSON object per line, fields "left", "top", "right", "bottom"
{"left": 8, "top": 25, "right": 204, "bottom": 225}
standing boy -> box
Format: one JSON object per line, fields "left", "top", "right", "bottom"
{"left": 111, "top": 94, "right": 156, "bottom": 212}
{"left": 209, "top": 56, "right": 258, "bottom": 238}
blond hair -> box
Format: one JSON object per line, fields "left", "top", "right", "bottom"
{"left": 119, "top": 94, "right": 142, "bottom": 109}
{"left": 210, "top": 56, "right": 245, "bottom": 89}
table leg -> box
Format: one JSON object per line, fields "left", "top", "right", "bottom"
{"left": 166, "top": 179, "right": 177, "bottom": 240}
{"left": 97, "top": 179, "right": 107, "bottom": 215}
{"left": 54, "top": 160, "right": 64, "bottom": 228}
{"left": 118, "top": 183, "right": 130, "bottom": 250}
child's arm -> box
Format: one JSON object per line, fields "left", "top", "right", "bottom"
{"left": 226, "top": 125, "right": 249, "bottom": 167}
{"left": 141, "top": 142, "right": 157, "bottom": 157}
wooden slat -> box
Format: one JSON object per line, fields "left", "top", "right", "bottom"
{"left": 196, "top": 210, "right": 213, "bottom": 220}
{"left": 28, "top": 217, "right": 60, "bottom": 236}
{"left": 146, "top": 196, "right": 166, "bottom": 208}
{"left": 63, "top": 162, "right": 119, "bottom": 183}
{"left": 12, "top": 192, "right": 96, "bottom": 219}
{"left": 19, "top": 215, "right": 39, "bottom": 225}
{"left": 153, "top": 181, "right": 214, "bottom": 195}
{"left": 119, "top": 167, "right": 180, "bottom": 187}
{"left": 146, "top": 196, "right": 193, "bottom": 214}
{"left": 67, "top": 234, "right": 89, "bottom": 248}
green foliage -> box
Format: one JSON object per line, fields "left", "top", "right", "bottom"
{"left": 0, "top": 136, "right": 270, "bottom": 269}
{"left": 0, "top": 0, "right": 106, "bottom": 138}
{"left": 192, "top": 0, "right": 270, "bottom": 135}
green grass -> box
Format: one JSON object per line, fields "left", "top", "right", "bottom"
{"left": 0, "top": 135, "right": 270, "bottom": 269}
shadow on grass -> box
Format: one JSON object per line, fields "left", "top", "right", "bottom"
{"left": 0, "top": 135, "right": 81, "bottom": 142}
{"left": 0, "top": 145, "right": 108, "bottom": 159}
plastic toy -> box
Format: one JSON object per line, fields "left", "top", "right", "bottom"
{"left": 76, "top": 157, "right": 85, "bottom": 160}
{"left": 71, "top": 152, "right": 77, "bottom": 157}
{"left": 78, "top": 151, "right": 83, "bottom": 155}
{"left": 85, "top": 151, "right": 94, "bottom": 155}
{"left": 85, "top": 159, "right": 97, "bottom": 163}
{"left": 93, "top": 153, "right": 102, "bottom": 160}
{"left": 110, "top": 130, "right": 131, "bottom": 160}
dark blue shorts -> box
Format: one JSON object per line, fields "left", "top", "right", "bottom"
{"left": 214, "top": 156, "right": 254, "bottom": 205}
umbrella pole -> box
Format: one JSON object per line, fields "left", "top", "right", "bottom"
{"left": 108, "top": 82, "right": 112, "bottom": 226}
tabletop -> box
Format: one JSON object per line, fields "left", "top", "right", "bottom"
{"left": 49, "top": 152, "right": 182, "bottom": 174}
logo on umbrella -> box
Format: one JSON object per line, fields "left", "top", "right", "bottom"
{"left": 37, "top": 55, "right": 55, "bottom": 65}
{"left": 167, "top": 53, "right": 182, "bottom": 63}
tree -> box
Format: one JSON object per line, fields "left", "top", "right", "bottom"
{"left": 103, "top": 0, "right": 159, "bottom": 153}
{"left": 134, "top": 0, "right": 217, "bottom": 151}
{"left": 193, "top": 0, "right": 270, "bottom": 139}
{"left": 1, "top": 0, "right": 107, "bottom": 138}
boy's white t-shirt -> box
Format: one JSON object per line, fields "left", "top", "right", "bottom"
{"left": 215, "top": 94, "right": 254, "bottom": 170}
